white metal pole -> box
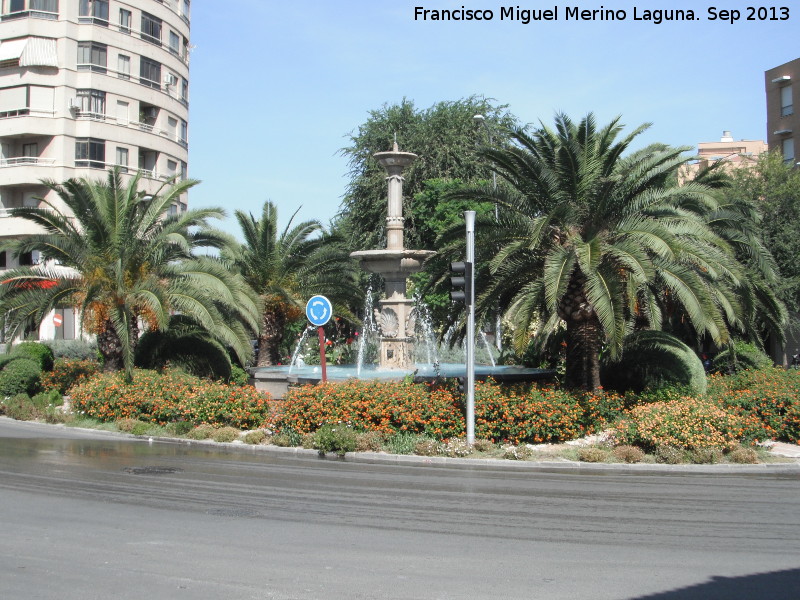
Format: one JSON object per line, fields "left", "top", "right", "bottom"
{"left": 464, "top": 210, "right": 476, "bottom": 445}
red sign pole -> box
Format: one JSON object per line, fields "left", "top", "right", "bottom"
{"left": 317, "top": 325, "right": 328, "bottom": 383}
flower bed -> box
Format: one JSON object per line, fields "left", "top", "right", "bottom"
{"left": 70, "top": 368, "right": 271, "bottom": 430}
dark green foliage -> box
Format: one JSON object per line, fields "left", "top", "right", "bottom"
{"left": 601, "top": 331, "right": 707, "bottom": 396}
{"left": 337, "top": 96, "right": 517, "bottom": 252}
{"left": 2, "top": 393, "right": 37, "bottom": 420}
{"left": 135, "top": 315, "right": 232, "bottom": 380}
{"left": 10, "top": 342, "right": 54, "bottom": 371}
{"left": 228, "top": 364, "right": 249, "bottom": 386}
{"left": 312, "top": 424, "right": 358, "bottom": 457}
{"left": 0, "top": 358, "right": 42, "bottom": 397}
{"left": 712, "top": 340, "right": 773, "bottom": 374}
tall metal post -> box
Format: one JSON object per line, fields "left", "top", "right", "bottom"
{"left": 464, "top": 210, "right": 476, "bottom": 445}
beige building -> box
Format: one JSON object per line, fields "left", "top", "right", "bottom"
{"left": 765, "top": 57, "right": 798, "bottom": 166}
{"left": 679, "top": 131, "right": 767, "bottom": 183}
{"left": 0, "top": 0, "right": 190, "bottom": 341}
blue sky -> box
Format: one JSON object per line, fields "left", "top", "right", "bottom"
{"left": 187, "top": 1, "right": 795, "bottom": 237}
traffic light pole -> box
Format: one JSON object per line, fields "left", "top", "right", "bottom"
{"left": 464, "top": 210, "right": 476, "bottom": 445}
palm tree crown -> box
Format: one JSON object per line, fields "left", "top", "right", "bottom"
{"left": 0, "top": 169, "right": 259, "bottom": 380}
{"left": 453, "top": 113, "right": 751, "bottom": 390}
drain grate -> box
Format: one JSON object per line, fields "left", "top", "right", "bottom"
{"left": 123, "top": 466, "right": 184, "bottom": 475}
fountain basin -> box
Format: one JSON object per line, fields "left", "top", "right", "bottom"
{"left": 250, "top": 364, "right": 556, "bottom": 398}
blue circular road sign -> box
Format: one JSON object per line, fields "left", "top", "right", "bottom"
{"left": 306, "top": 295, "right": 333, "bottom": 326}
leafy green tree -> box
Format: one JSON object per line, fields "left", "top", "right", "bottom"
{"left": 337, "top": 96, "right": 517, "bottom": 252}
{"left": 726, "top": 151, "right": 800, "bottom": 313}
{"left": 226, "top": 201, "right": 359, "bottom": 366}
{"left": 0, "top": 170, "right": 259, "bottom": 381}
{"left": 448, "top": 113, "right": 748, "bottom": 390}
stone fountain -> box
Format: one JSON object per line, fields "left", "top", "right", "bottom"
{"left": 350, "top": 143, "right": 435, "bottom": 370}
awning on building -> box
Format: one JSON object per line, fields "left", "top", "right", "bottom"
{"left": 0, "top": 37, "right": 58, "bottom": 67}
{"left": 20, "top": 37, "right": 58, "bottom": 67}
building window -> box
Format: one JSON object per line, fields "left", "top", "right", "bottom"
{"left": 782, "top": 138, "right": 795, "bottom": 164}
{"left": 179, "top": 119, "right": 188, "bottom": 147}
{"left": 78, "top": 0, "right": 108, "bottom": 25}
{"left": 781, "top": 85, "right": 793, "bottom": 118}
{"left": 117, "top": 54, "right": 130, "bottom": 80}
{"left": 21, "top": 142, "right": 38, "bottom": 163}
{"left": 75, "top": 137, "right": 105, "bottom": 168}
{"left": 76, "top": 89, "right": 105, "bottom": 118}
{"left": 180, "top": 160, "right": 187, "bottom": 180}
{"left": 4, "top": 0, "right": 58, "bottom": 20}
{"left": 181, "top": 0, "right": 190, "bottom": 22}
{"left": 116, "top": 147, "right": 128, "bottom": 173}
{"left": 77, "top": 42, "right": 106, "bottom": 73}
{"left": 180, "top": 77, "right": 189, "bottom": 104}
{"left": 168, "top": 30, "right": 180, "bottom": 55}
{"left": 0, "top": 251, "right": 6, "bottom": 268}
{"left": 19, "top": 251, "right": 35, "bottom": 266}
{"left": 141, "top": 12, "right": 162, "bottom": 45}
{"left": 139, "top": 57, "right": 161, "bottom": 89}
{"left": 118, "top": 8, "right": 131, "bottom": 33}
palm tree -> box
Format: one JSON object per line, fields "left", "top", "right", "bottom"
{"left": 449, "top": 113, "right": 747, "bottom": 390}
{"left": 226, "top": 201, "right": 358, "bottom": 367}
{"left": 0, "top": 169, "right": 259, "bottom": 381}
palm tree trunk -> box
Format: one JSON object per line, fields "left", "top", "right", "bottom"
{"left": 563, "top": 315, "right": 602, "bottom": 391}
{"left": 97, "top": 321, "right": 124, "bottom": 372}
{"left": 257, "top": 310, "right": 286, "bottom": 367}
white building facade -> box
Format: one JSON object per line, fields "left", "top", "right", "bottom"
{"left": 0, "top": 0, "right": 190, "bottom": 341}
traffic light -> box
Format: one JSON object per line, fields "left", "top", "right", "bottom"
{"left": 450, "top": 260, "right": 473, "bottom": 306}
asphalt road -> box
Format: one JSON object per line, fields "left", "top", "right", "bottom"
{"left": 1, "top": 418, "right": 799, "bottom": 600}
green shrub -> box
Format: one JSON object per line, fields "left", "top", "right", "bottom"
{"left": 0, "top": 358, "right": 42, "bottom": 397}
{"left": 472, "top": 438, "right": 495, "bottom": 453}
{"left": 578, "top": 447, "right": 610, "bottom": 463}
{"left": 130, "top": 422, "right": 152, "bottom": 436}
{"left": 10, "top": 342, "right": 54, "bottom": 371}
{"left": 502, "top": 444, "right": 534, "bottom": 460}
{"left": 135, "top": 316, "right": 232, "bottom": 381}
{"left": 413, "top": 438, "right": 441, "bottom": 456}
{"left": 613, "top": 445, "right": 645, "bottom": 463}
{"left": 41, "top": 358, "right": 100, "bottom": 395}
{"left": 384, "top": 432, "right": 423, "bottom": 455}
{"left": 243, "top": 430, "right": 267, "bottom": 445}
{"left": 212, "top": 426, "right": 240, "bottom": 443}
{"left": 727, "top": 445, "right": 759, "bottom": 464}
{"left": 313, "top": 424, "right": 358, "bottom": 456}
{"left": 689, "top": 447, "right": 723, "bottom": 464}
{"left": 439, "top": 438, "right": 472, "bottom": 458}
{"left": 712, "top": 340, "right": 772, "bottom": 374}
{"left": 186, "top": 424, "right": 216, "bottom": 440}
{"left": 601, "top": 331, "right": 707, "bottom": 396}
{"left": 229, "top": 365, "right": 250, "bottom": 386}
{"left": 115, "top": 418, "right": 141, "bottom": 432}
{"left": 355, "top": 431, "right": 385, "bottom": 452}
{"left": 3, "top": 393, "right": 38, "bottom": 421}
{"left": 42, "top": 339, "right": 98, "bottom": 360}
{"left": 165, "top": 421, "right": 194, "bottom": 435}
{"left": 655, "top": 445, "right": 687, "bottom": 464}
{"left": 31, "top": 389, "right": 62, "bottom": 410}
{"left": 271, "top": 428, "right": 302, "bottom": 447}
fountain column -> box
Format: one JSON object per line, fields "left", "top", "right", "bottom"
{"left": 350, "top": 143, "right": 435, "bottom": 370}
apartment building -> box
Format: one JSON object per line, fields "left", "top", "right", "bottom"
{"left": 678, "top": 131, "right": 767, "bottom": 183}
{"left": 765, "top": 57, "right": 798, "bottom": 166}
{"left": 0, "top": 0, "right": 190, "bottom": 341}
